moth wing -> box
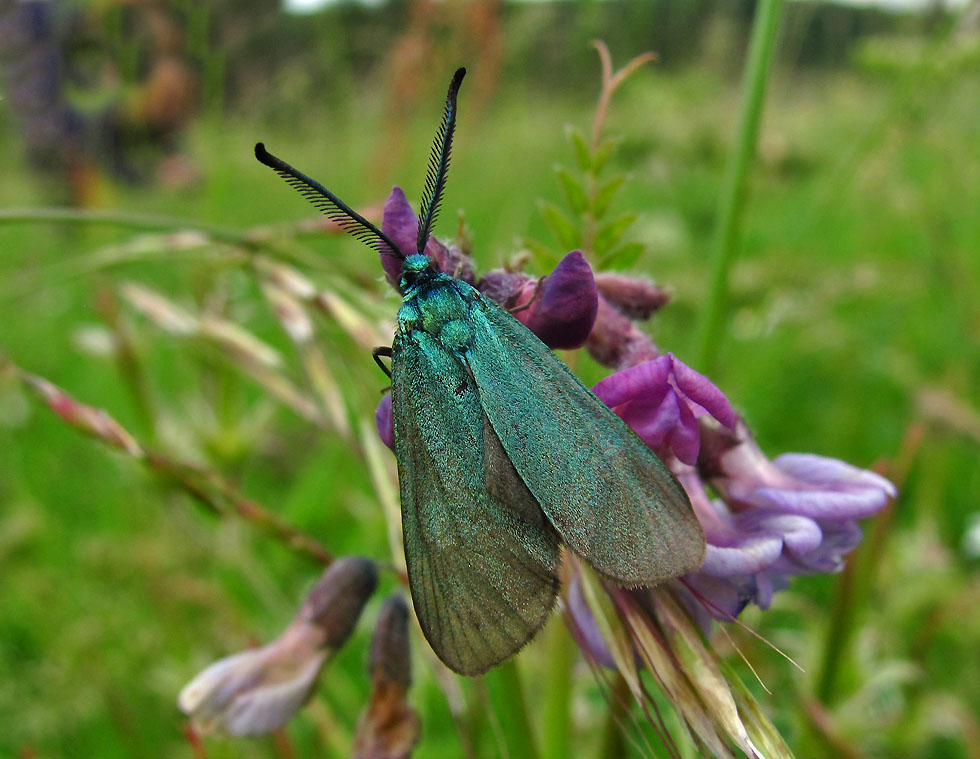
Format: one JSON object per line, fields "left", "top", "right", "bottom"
{"left": 463, "top": 291, "right": 705, "bottom": 586}
{"left": 392, "top": 328, "right": 561, "bottom": 676}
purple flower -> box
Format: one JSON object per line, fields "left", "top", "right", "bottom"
{"left": 676, "top": 421, "right": 896, "bottom": 620}
{"left": 592, "top": 353, "right": 737, "bottom": 465}
{"left": 579, "top": 355, "right": 894, "bottom": 631}
{"left": 380, "top": 187, "right": 474, "bottom": 288}
{"left": 699, "top": 421, "right": 897, "bottom": 521}
{"left": 479, "top": 250, "right": 598, "bottom": 349}
{"left": 376, "top": 392, "right": 394, "bottom": 452}
{"left": 565, "top": 571, "right": 616, "bottom": 669}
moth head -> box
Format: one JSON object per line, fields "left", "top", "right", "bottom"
{"left": 399, "top": 254, "right": 435, "bottom": 291}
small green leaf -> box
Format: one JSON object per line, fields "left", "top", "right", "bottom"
{"left": 599, "top": 242, "right": 645, "bottom": 270}
{"left": 592, "top": 137, "right": 619, "bottom": 175}
{"left": 593, "top": 212, "right": 637, "bottom": 254}
{"left": 566, "top": 126, "right": 592, "bottom": 172}
{"left": 593, "top": 175, "right": 626, "bottom": 218}
{"left": 555, "top": 166, "right": 588, "bottom": 215}
{"left": 539, "top": 201, "right": 580, "bottom": 251}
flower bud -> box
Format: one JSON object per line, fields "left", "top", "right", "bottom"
{"left": 301, "top": 557, "right": 379, "bottom": 648}
{"left": 585, "top": 294, "right": 660, "bottom": 369}
{"left": 352, "top": 595, "right": 420, "bottom": 759}
{"left": 479, "top": 250, "right": 598, "bottom": 350}
{"left": 178, "top": 557, "right": 378, "bottom": 736}
{"left": 594, "top": 273, "right": 670, "bottom": 320}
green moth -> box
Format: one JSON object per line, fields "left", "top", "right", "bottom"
{"left": 256, "top": 68, "right": 705, "bottom": 675}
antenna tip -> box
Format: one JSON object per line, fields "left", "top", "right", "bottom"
{"left": 450, "top": 68, "right": 466, "bottom": 93}
{"left": 255, "top": 142, "right": 279, "bottom": 169}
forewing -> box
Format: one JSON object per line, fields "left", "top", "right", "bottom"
{"left": 462, "top": 289, "right": 705, "bottom": 586}
{"left": 392, "top": 328, "right": 560, "bottom": 675}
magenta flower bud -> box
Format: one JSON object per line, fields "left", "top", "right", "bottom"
{"left": 513, "top": 250, "right": 598, "bottom": 350}
{"left": 479, "top": 250, "right": 598, "bottom": 350}
{"left": 594, "top": 273, "right": 670, "bottom": 320}
{"left": 380, "top": 186, "right": 474, "bottom": 288}
{"left": 375, "top": 392, "right": 395, "bottom": 452}
{"left": 593, "top": 353, "right": 737, "bottom": 465}
{"left": 585, "top": 293, "right": 660, "bottom": 370}
{"left": 380, "top": 187, "right": 417, "bottom": 286}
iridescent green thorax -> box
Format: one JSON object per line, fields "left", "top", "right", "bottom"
{"left": 397, "top": 259, "right": 475, "bottom": 355}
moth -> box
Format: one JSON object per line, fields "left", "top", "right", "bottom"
{"left": 256, "top": 68, "right": 705, "bottom": 675}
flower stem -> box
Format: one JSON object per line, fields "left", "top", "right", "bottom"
{"left": 541, "top": 619, "right": 575, "bottom": 759}
{"left": 694, "top": 0, "right": 784, "bottom": 374}
{"left": 483, "top": 658, "right": 540, "bottom": 759}
{"left": 11, "top": 361, "right": 333, "bottom": 566}
{"left": 599, "top": 672, "right": 631, "bottom": 759}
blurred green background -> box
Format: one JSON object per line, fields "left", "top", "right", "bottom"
{"left": 1, "top": 1, "right": 978, "bottom": 757}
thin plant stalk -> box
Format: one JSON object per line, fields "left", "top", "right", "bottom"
{"left": 694, "top": 0, "right": 785, "bottom": 374}
{"left": 816, "top": 429, "right": 913, "bottom": 705}
{"left": 11, "top": 362, "right": 333, "bottom": 566}
{"left": 483, "top": 659, "right": 540, "bottom": 759}
{"left": 541, "top": 617, "right": 575, "bottom": 759}
{"left": 599, "top": 672, "right": 631, "bottom": 759}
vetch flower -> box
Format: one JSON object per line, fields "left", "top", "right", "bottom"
{"left": 575, "top": 356, "right": 894, "bottom": 637}
{"left": 478, "top": 250, "right": 598, "bottom": 349}
{"left": 352, "top": 595, "right": 421, "bottom": 759}
{"left": 701, "top": 421, "right": 897, "bottom": 520}
{"left": 178, "top": 556, "right": 378, "bottom": 737}
{"left": 593, "top": 353, "right": 737, "bottom": 465}
{"left": 682, "top": 420, "right": 896, "bottom": 618}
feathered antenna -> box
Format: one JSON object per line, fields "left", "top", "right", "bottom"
{"left": 254, "top": 142, "right": 405, "bottom": 263}
{"left": 416, "top": 68, "right": 466, "bottom": 256}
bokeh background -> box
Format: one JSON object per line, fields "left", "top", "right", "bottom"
{"left": 1, "top": 0, "right": 978, "bottom": 757}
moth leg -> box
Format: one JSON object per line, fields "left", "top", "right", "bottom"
{"left": 509, "top": 275, "right": 546, "bottom": 314}
{"left": 372, "top": 346, "right": 393, "bottom": 378}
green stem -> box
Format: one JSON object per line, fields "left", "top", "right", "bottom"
{"left": 542, "top": 619, "right": 576, "bottom": 759}
{"left": 694, "top": 0, "right": 785, "bottom": 374}
{"left": 598, "top": 672, "right": 630, "bottom": 759}
{"left": 483, "top": 658, "right": 540, "bottom": 759}
{"left": 814, "top": 554, "right": 857, "bottom": 705}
